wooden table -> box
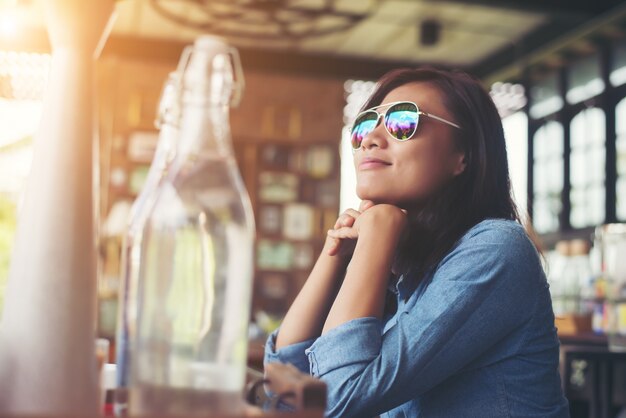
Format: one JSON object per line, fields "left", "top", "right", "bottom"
{"left": 560, "top": 333, "right": 626, "bottom": 418}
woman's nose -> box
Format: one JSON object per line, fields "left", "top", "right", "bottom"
{"left": 360, "top": 118, "right": 388, "bottom": 150}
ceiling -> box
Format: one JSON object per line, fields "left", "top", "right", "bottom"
{"left": 2, "top": 0, "right": 626, "bottom": 80}
{"left": 112, "top": 0, "right": 544, "bottom": 67}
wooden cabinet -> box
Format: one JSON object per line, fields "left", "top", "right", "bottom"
{"left": 234, "top": 141, "right": 341, "bottom": 318}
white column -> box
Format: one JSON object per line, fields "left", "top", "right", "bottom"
{"left": 0, "top": 0, "right": 116, "bottom": 414}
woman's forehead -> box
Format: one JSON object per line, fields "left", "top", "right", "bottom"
{"left": 381, "top": 81, "right": 440, "bottom": 103}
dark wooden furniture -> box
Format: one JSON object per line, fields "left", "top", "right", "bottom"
{"left": 560, "top": 333, "right": 626, "bottom": 418}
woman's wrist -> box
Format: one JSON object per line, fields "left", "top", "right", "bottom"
{"left": 358, "top": 205, "right": 407, "bottom": 242}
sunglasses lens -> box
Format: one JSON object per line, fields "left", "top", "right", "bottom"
{"left": 385, "top": 102, "right": 419, "bottom": 141}
{"left": 350, "top": 111, "right": 378, "bottom": 149}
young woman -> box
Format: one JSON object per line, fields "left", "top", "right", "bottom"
{"left": 264, "top": 67, "right": 569, "bottom": 418}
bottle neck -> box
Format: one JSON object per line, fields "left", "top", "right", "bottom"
{"left": 174, "top": 102, "right": 233, "bottom": 164}
{"left": 128, "top": 123, "right": 178, "bottom": 226}
{"left": 145, "top": 123, "right": 178, "bottom": 184}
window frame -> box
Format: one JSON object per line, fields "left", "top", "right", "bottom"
{"left": 526, "top": 43, "right": 625, "bottom": 247}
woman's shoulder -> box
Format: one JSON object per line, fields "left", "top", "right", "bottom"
{"left": 449, "top": 218, "right": 540, "bottom": 265}
{"left": 461, "top": 218, "right": 529, "bottom": 246}
{"left": 434, "top": 218, "right": 544, "bottom": 285}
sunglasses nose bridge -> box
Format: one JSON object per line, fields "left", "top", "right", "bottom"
{"left": 360, "top": 113, "right": 390, "bottom": 150}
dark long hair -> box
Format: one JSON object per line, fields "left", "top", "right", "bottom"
{"left": 360, "top": 67, "right": 520, "bottom": 286}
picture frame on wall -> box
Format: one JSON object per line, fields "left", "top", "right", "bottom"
{"left": 288, "top": 147, "right": 306, "bottom": 174}
{"left": 258, "top": 172, "right": 299, "bottom": 203}
{"left": 260, "top": 144, "right": 290, "bottom": 169}
{"left": 259, "top": 205, "right": 282, "bottom": 235}
{"left": 283, "top": 203, "right": 314, "bottom": 240}
{"left": 305, "top": 145, "right": 335, "bottom": 179}
{"left": 257, "top": 240, "right": 294, "bottom": 271}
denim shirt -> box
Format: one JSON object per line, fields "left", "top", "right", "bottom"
{"left": 264, "top": 219, "right": 570, "bottom": 418}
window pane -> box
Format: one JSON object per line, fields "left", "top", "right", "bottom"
{"left": 618, "top": 177, "right": 626, "bottom": 220}
{"left": 0, "top": 51, "right": 50, "bottom": 321}
{"left": 618, "top": 132, "right": 626, "bottom": 177}
{"left": 616, "top": 97, "right": 626, "bottom": 221}
{"left": 545, "top": 121, "right": 564, "bottom": 156}
{"left": 589, "top": 186, "right": 605, "bottom": 226}
{"left": 570, "top": 151, "right": 585, "bottom": 187}
{"left": 533, "top": 162, "right": 546, "bottom": 194}
{"left": 569, "top": 108, "right": 606, "bottom": 228}
{"left": 534, "top": 197, "right": 560, "bottom": 233}
{"left": 566, "top": 53, "right": 604, "bottom": 104}
{"left": 589, "top": 147, "right": 605, "bottom": 184}
{"left": 547, "top": 158, "right": 563, "bottom": 192}
{"left": 570, "top": 188, "right": 586, "bottom": 228}
{"left": 533, "top": 121, "right": 563, "bottom": 233}
{"left": 502, "top": 112, "right": 528, "bottom": 218}
{"left": 611, "top": 39, "right": 626, "bottom": 87}
{"left": 340, "top": 79, "right": 375, "bottom": 213}
{"left": 529, "top": 74, "right": 563, "bottom": 119}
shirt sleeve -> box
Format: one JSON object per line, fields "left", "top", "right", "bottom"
{"left": 305, "top": 222, "right": 544, "bottom": 418}
{"left": 263, "top": 327, "right": 316, "bottom": 374}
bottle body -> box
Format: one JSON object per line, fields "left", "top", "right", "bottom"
{"left": 130, "top": 152, "right": 254, "bottom": 414}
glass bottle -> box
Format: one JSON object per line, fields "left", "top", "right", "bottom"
{"left": 598, "top": 224, "right": 626, "bottom": 351}
{"left": 128, "top": 36, "right": 254, "bottom": 415}
{"left": 115, "top": 71, "right": 182, "bottom": 415}
{"left": 549, "top": 240, "right": 570, "bottom": 316}
{"left": 568, "top": 239, "right": 591, "bottom": 315}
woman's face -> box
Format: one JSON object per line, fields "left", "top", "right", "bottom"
{"left": 354, "top": 81, "right": 466, "bottom": 210}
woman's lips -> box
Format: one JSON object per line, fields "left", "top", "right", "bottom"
{"left": 359, "top": 158, "right": 391, "bottom": 170}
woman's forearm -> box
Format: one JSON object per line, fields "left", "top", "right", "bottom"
{"left": 275, "top": 239, "right": 349, "bottom": 349}
{"left": 322, "top": 212, "right": 404, "bottom": 334}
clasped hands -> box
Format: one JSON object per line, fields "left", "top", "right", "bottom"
{"left": 326, "top": 201, "right": 408, "bottom": 258}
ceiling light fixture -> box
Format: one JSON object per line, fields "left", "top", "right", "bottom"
{"left": 149, "top": 0, "right": 381, "bottom": 41}
{"left": 419, "top": 19, "right": 441, "bottom": 47}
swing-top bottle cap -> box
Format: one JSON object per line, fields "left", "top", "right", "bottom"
{"left": 193, "top": 35, "right": 230, "bottom": 53}
{"left": 180, "top": 35, "right": 244, "bottom": 108}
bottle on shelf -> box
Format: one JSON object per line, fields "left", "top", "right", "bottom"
{"left": 597, "top": 224, "right": 626, "bottom": 351}
{"left": 549, "top": 239, "right": 595, "bottom": 335}
{"left": 568, "top": 239, "right": 592, "bottom": 316}
{"left": 548, "top": 240, "right": 571, "bottom": 317}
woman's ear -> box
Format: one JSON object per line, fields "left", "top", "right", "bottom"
{"left": 452, "top": 153, "right": 467, "bottom": 176}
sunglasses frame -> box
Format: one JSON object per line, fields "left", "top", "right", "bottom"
{"left": 350, "top": 100, "right": 462, "bottom": 150}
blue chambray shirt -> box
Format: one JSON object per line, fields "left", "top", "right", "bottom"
{"left": 264, "top": 219, "right": 570, "bottom": 418}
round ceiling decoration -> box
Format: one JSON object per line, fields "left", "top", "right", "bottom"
{"left": 149, "top": 0, "right": 381, "bottom": 40}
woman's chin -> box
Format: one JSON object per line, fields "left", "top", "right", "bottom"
{"left": 356, "top": 191, "right": 396, "bottom": 206}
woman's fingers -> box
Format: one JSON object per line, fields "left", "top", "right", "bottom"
{"left": 333, "top": 208, "right": 361, "bottom": 229}
{"left": 326, "top": 237, "right": 340, "bottom": 256}
{"left": 327, "top": 227, "right": 358, "bottom": 240}
{"left": 359, "top": 200, "right": 375, "bottom": 212}
{"left": 327, "top": 206, "right": 371, "bottom": 256}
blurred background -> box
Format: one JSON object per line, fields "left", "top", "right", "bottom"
{"left": 1, "top": 0, "right": 626, "bottom": 416}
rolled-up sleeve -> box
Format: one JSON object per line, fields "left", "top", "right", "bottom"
{"left": 263, "top": 328, "right": 316, "bottom": 374}
{"left": 306, "top": 317, "right": 382, "bottom": 377}
{"left": 304, "top": 223, "right": 543, "bottom": 418}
